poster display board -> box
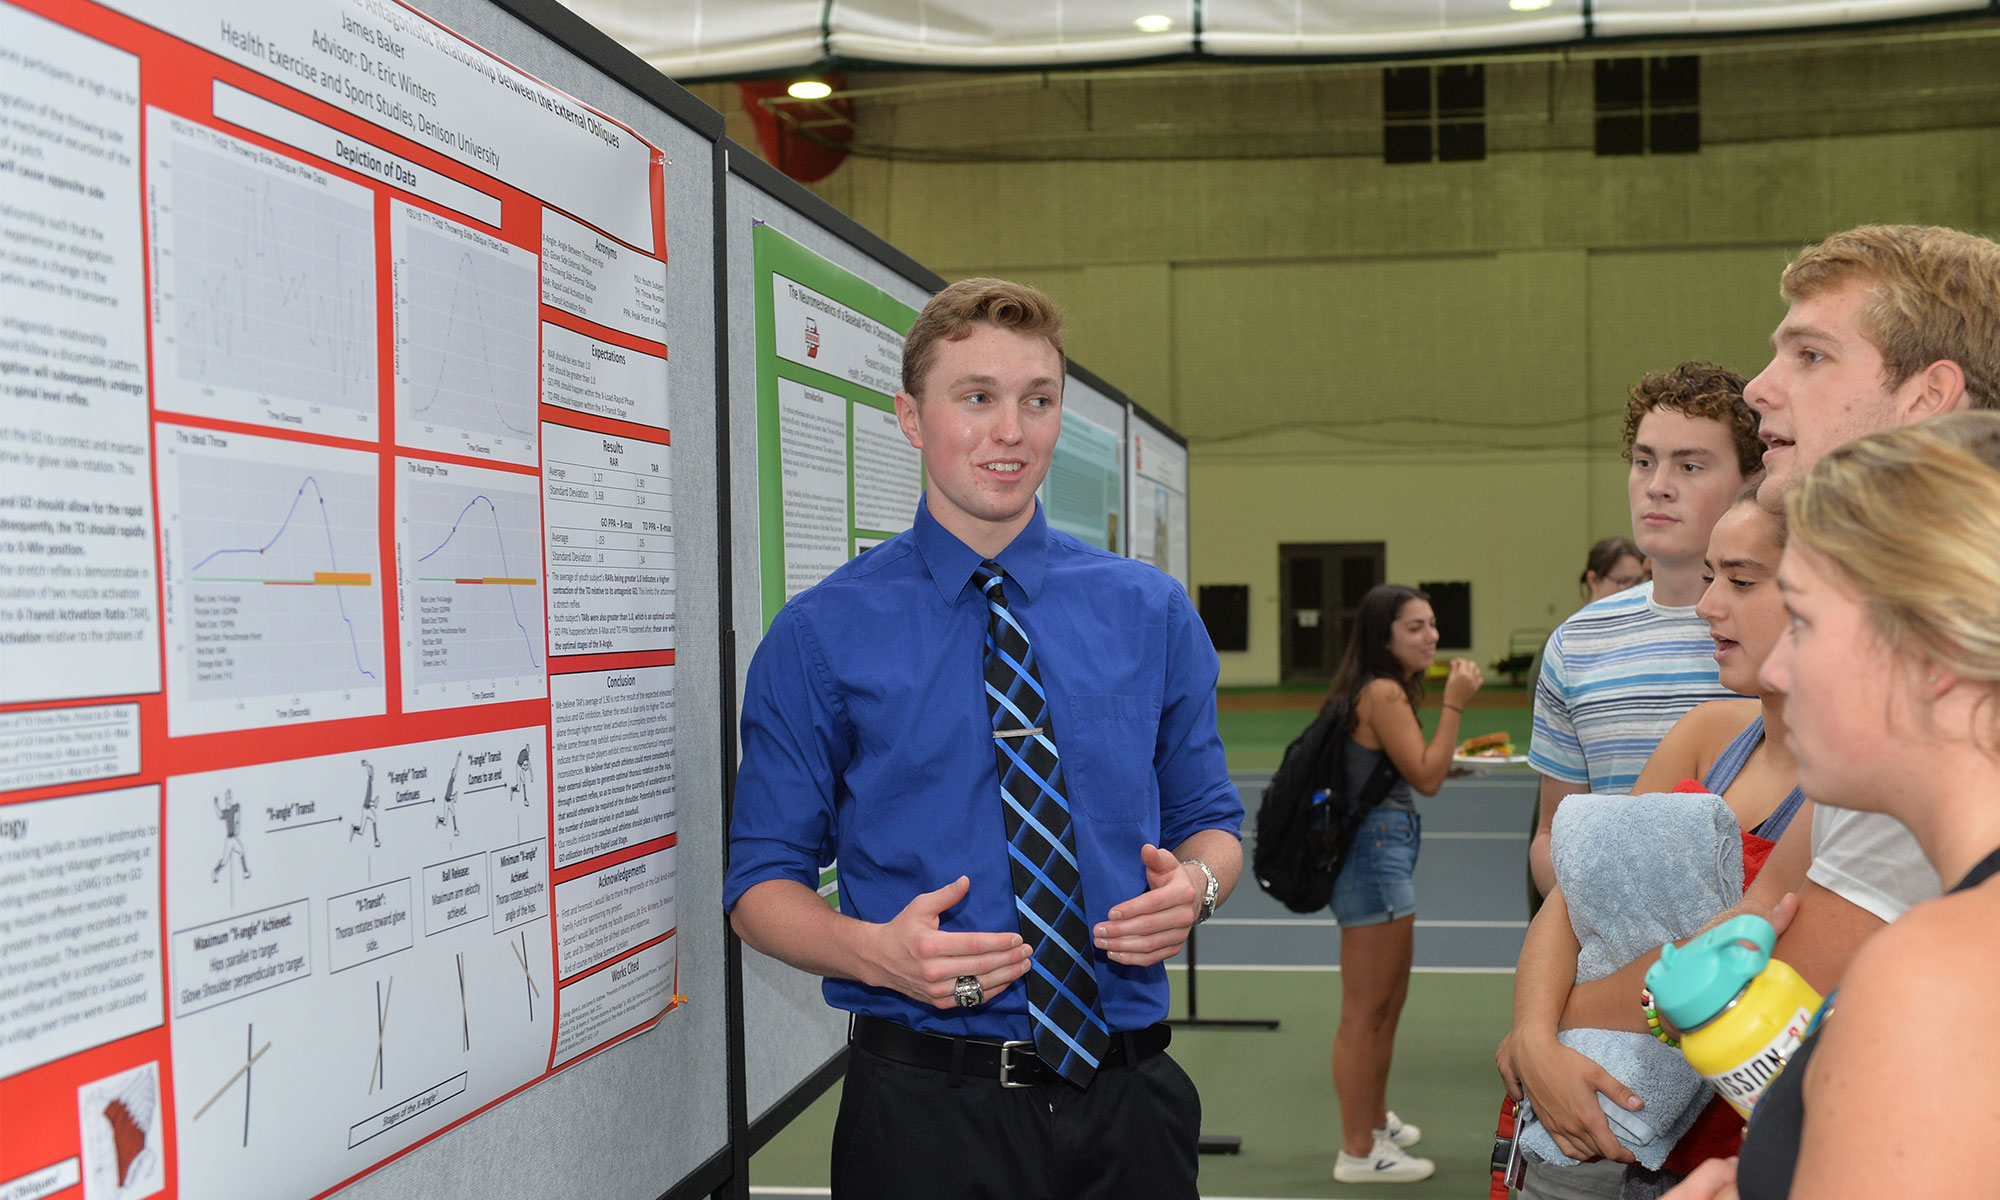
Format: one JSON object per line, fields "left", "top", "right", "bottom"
{"left": 750, "top": 224, "right": 923, "bottom": 626}
{"left": 1128, "top": 408, "right": 1190, "bottom": 589}
{"left": 0, "top": 1, "right": 689, "bottom": 1197}
{"left": 723, "top": 153, "right": 941, "bottom": 1136}
{"left": 1043, "top": 371, "right": 1126, "bottom": 556}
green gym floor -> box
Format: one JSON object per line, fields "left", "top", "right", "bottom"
{"left": 749, "top": 690, "right": 1540, "bottom": 1198}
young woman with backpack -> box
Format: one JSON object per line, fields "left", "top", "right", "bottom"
{"left": 1324, "top": 584, "right": 1483, "bottom": 1184}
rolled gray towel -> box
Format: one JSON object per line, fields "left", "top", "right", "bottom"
{"left": 1519, "top": 792, "right": 1742, "bottom": 1170}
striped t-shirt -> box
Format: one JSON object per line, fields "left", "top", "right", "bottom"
{"left": 1528, "top": 582, "right": 1734, "bottom": 793}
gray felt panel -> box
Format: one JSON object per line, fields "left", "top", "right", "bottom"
{"left": 332, "top": 4, "right": 726, "bottom": 1198}
{"left": 721, "top": 155, "right": 938, "bottom": 1128}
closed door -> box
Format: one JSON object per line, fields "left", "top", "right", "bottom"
{"left": 1278, "top": 543, "right": 1385, "bottom": 684}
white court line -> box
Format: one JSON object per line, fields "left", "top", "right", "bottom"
{"left": 1165, "top": 962, "right": 1514, "bottom": 974}
{"left": 1424, "top": 831, "right": 1528, "bottom": 840}
{"left": 1207, "top": 917, "right": 1527, "bottom": 929}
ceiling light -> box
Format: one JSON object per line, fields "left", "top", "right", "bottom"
{"left": 1509, "top": 0, "right": 1553, "bottom": 9}
{"left": 1133, "top": 14, "right": 1174, "bottom": 33}
{"left": 787, "top": 79, "right": 833, "bottom": 100}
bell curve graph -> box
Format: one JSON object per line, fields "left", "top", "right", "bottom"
{"left": 158, "top": 426, "right": 386, "bottom": 736}
{"left": 392, "top": 201, "right": 540, "bottom": 467}
{"left": 146, "top": 111, "right": 378, "bottom": 440}
{"left": 396, "top": 459, "right": 548, "bottom": 713}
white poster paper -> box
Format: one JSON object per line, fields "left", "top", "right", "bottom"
{"left": 1130, "top": 425, "right": 1189, "bottom": 588}
{"left": 97, "top": 0, "right": 656, "bottom": 247}
{"left": 394, "top": 457, "right": 548, "bottom": 713}
{"left": 156, "top": 424, "right": 386, "bottom": 736}
{"left": 541, "top": 322, "right": 669, "bottom": 428}
{"left": 0, "top": 12, "right": 157, "bottom": 705}
{"left": 770, "top": 273, "right": 903, "bottom": 397}
{"left": 145, "top": 109, "right": 379, "bottom": 440}
{"left": 391, "top": 201, "right": 539, "bottom": 466}
{"left": 0, "top": 786, "right": 163, "bottom": 1080}
{"left": 540, "top": 208, "right": 668, "bottom": 344}
{"left": 541, "top": 424, "right": 674, "bottom": 655}
{"left": 164, "top": 731, "right": 549, "bottom": 1200}
{"left": 550, "top": 667, "right": 675, "bottom": 869}
{"left": 775, "top": 379, "right": 851, "bottom": 599}
{"left": 851, "top": 404, "right": 921, "bottom": 536}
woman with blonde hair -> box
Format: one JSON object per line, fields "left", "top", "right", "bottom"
{"left": 1665, "top": 410, "right": 2000, "bottom": 1199}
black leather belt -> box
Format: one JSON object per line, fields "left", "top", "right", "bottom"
{"left": 850, "top": 1015, "right": 1171, "bottom": 1088}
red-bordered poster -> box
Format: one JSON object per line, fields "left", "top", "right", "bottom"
{"left": 0, "top": 1, "right": 680, "bottom": 1196}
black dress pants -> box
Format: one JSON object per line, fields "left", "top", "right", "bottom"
{"left": 830, "top": 1042, "right": 1202, "bottom": 1200}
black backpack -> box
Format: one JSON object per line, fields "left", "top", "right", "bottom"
{"left": 1251, "top": 700, "right": 1403, "bottom": 913}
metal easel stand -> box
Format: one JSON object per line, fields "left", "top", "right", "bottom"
{"left": 1166, "top": 925, "right": 1278, "bottom": 1155}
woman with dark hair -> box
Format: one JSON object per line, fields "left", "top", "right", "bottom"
{"left": 1582, "top": 536, "right": 1650, "bottom": 603}
{"left": 1326, "top": 584, "right": 1484, "bottom": 1184}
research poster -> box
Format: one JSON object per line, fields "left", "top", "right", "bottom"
{"left": 1043, "top": 375, "right": 1125, "bottom": 555}
{"left": 1129, "top": 416, "right": 1190, "bottom": 589}
{"left": 0, "top": 2, "right": 680, "bottom": 1198}
{"left": 751, "top": 226, "right": 922, "bottom": 625}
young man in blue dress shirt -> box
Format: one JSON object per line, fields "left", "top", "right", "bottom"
{"left": 725, "top": 278, "right": 1243, "bottom": 1198}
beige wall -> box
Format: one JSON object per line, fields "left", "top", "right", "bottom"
{"left": 698, "top": 30, "right": 2000, "bottom": 682}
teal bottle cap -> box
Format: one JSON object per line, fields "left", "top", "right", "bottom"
{"left": 1644, "top": 914, "right": 1775, "bottom": 1034}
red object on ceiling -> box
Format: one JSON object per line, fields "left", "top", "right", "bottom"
{"left": 737, "top": 77, "right": 853, "bottom": 183}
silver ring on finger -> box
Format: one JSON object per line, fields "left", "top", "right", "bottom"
{"left": 952, "top": 974, "right": 984, "bottom": 1007}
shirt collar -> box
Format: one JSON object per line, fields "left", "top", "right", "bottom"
{"left": 912, "top": 497, "right": 1050, "bottom": 606}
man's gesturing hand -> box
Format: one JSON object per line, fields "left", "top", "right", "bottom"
{"left": 862, "top": 875, "right": 1033, "bottom": 1008}
{"left": 1093, "top": 844, "right": 1203, "bottom": 967}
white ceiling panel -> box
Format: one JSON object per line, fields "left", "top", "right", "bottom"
{"left": 1590, "top": 0, "right": 1984, "bottom": 37}
{"left": 559, "top": 0, "right": 825, "bottom": 76}
{"left": 560, "top": 0, "right": 1994, "bottom": 78}
{"left": 833, "top": 0, "right": 1197, "bottom": 65}
{"left": 1199, "top": 0, "right": 1585, "bottom": 55}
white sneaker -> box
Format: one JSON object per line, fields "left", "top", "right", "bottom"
{"left": 1376, "top": 1110, "right": 1421, "bottom": 1149}
{"left": 1334, "top": 1138, "right": 1436, "bottom": 1184}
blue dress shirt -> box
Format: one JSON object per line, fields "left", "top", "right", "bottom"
{"left": 725, "top": 499, "right": 1242, "bottom": 1039}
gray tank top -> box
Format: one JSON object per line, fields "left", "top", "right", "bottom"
{"left": 1343, "top": 735, "right": 1415, "bottom": 814}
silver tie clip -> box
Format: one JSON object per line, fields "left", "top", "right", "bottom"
{"left": 992, "top": 727, "right": 1044, "bottom": 740}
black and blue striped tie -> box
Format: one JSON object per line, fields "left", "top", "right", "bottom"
{"left": 975, "top": 560, "right": 1110, "bottom": 1087}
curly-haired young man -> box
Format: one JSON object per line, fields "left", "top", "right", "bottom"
{"left": 1527, "top": 362, "right": 1763, "bottom": 897}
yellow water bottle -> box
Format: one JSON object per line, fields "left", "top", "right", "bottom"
{"left": 1644, "top": 914, "right": 1824, "bottom": 1118}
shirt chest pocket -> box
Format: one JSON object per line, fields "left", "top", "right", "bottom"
{"left": 1063, "top": 693, "right": 1160, "bottom": 823}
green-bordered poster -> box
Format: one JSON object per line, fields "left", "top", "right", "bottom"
{"left": 753, "top": 225, "right": 924, "bottom": 627}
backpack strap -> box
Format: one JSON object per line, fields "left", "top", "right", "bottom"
{"left": 1353, "top": 746, "right": 1402, "bottom": 813}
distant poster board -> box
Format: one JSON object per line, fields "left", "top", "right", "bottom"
{"left": 1128, "top": 410, "right": 1189, "bottom": 588}
{"left": 751, "top": 224, "right": 922, "bottom": 625}
{"left": 1043, "top": 373, "right": 1126, "bottom": 554}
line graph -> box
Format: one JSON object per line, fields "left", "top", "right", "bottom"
{"left": 396, "top": 460, "right": 547, "bottom": 712}
{"left": 392, "top": 203, "right": 538, "bottom": 467}
{"left": 147, "top": 113, "right": 378, "bottom": 439}
{"left": 160, "top": 427, "right": 386, "bottom": 736}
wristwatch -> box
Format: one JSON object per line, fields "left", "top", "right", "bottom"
{"left": 1186, "top": 858, "right": 1220, "bottom": 924}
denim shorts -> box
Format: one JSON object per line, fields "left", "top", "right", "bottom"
{"left": 1330, "top": 808, "right": 1420, "bottom": 927}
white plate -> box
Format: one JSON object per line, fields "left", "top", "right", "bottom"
{"left": 1451, "top": 754, "right": 1530, "bottom": 774}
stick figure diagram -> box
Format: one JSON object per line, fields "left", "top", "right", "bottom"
{"left": 349, "top": 758, "right": 380, "bottom": 848}
{"left": 211, "top": 791, "right": 251, "bottom": 883}
{"left": 434, "top": 751, "right": 461, "bottom": 836}
{"left": 508, "top": 745, "right": 535, "bottom": 808}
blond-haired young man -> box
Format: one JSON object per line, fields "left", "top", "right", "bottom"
{"left": 727, "top": 278, "right": 1242, "bottom": 1198}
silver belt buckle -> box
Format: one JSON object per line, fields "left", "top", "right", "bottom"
{"left": 998, "top": 1040, "right": 1036, "bottom": 1088}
